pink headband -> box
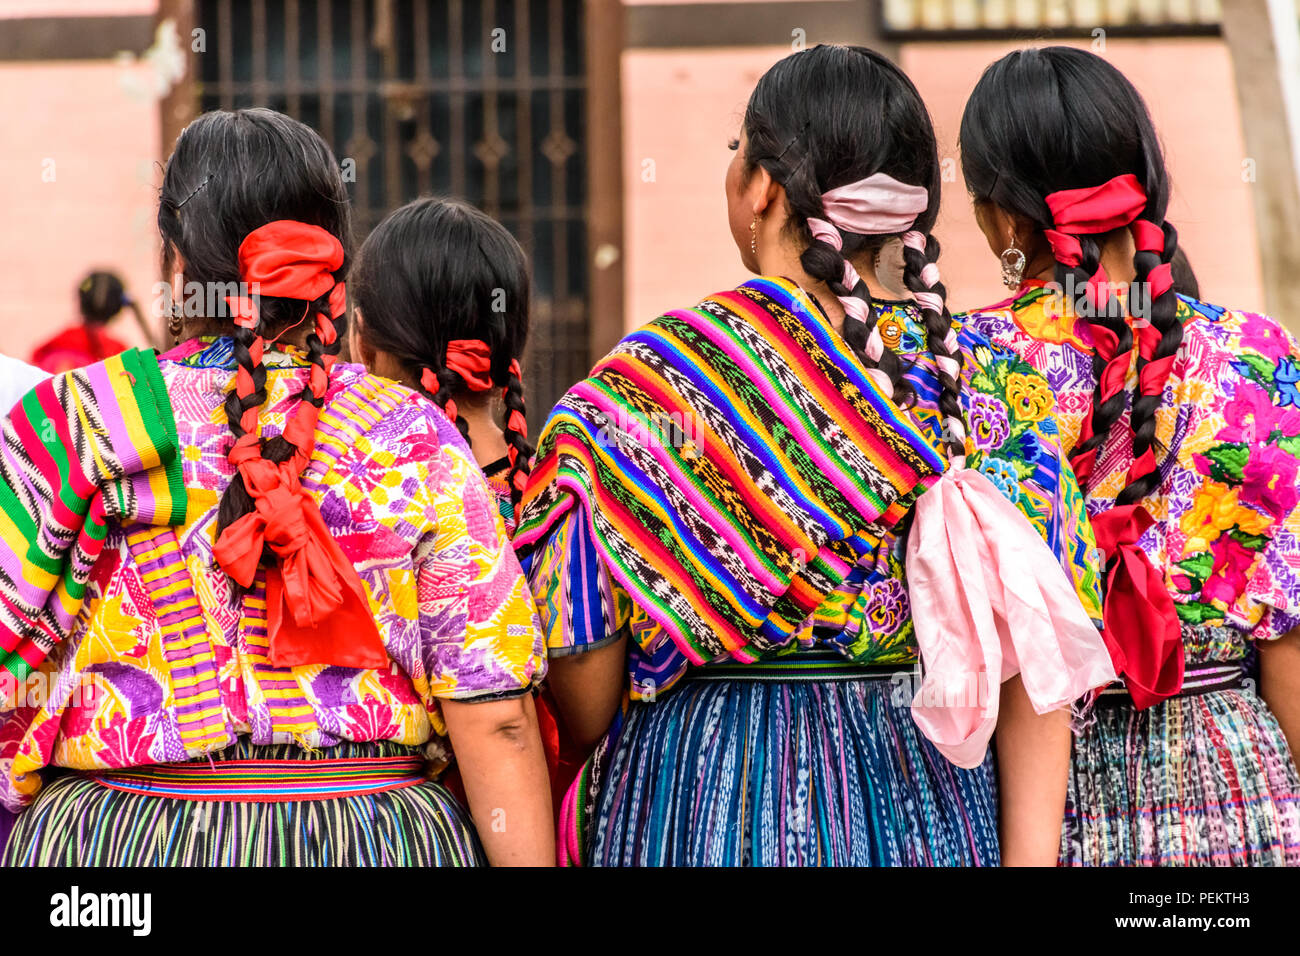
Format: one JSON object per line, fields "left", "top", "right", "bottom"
{"left": 814, "top": 172, "right": 930, "bottom": 236}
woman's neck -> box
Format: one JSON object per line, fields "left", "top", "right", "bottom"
{"left": 754, "top": 239, "right": 897, "bottom": 326}
{"left": 1027, "top": 228, "right": 1138, "bottom": 287}
{"left": 457, "top": 402, "right": 509, "bottom": 464}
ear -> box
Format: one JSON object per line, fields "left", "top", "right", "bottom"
{"left": 166, "top": 243, "right": 187, "bottom": 298}
{"left": 749, "top": 164, "right": 779, "bottom": 217}
{"left": 349, "top": 308, "right": 375, "bottom": 368}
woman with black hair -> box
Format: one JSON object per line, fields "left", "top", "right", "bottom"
{"left": 0, "top": 109, "right": 553, "bottom": 866}
{"left": 350, "top": 198, "right": 534, "bottom": 531}
{"left": 516, "top": 44, "right": 1114, "bottom": 866}
{"left": 959, "top": 45, "right": 1300, "bottom": 866}
{"left": 349, "top": 197, "right": 577, "bottom": 813}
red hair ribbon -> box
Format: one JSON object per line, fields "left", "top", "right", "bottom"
{"left": 215, "top": 399, "right": 386, "bottom": 669}
{"left": 445, "top": 339, "right": 496, "bottom": 392}
{"left": 1131, "top": 219, "right": 1173, "bottom": 302}
{"left": 1090, "top": 505, "right": 1183, "bottom": 709}
{"left": 419, "top": 367, "right": 459, "bottom": 424}
{"left": 1067, "top": 322, "right": 1128, "bottom": 489}
{"left": 239, "top": 221, "right": 344, "bottom": 300}
{"left": 213, "top": 220, "right": 385, "bottom": 670}
{"left": 1042, "top": 229, "right": 1111, "bottom": 312}
{"left": 1045, "top": 174, "right": 1148, "bottom": 235}
{"left": 223, "top": 221, "right": 344, "bottom": 331}
{"left": 503, "top": 358, "right": 529, "bottom": 491}
{"left": 1044, "top": 174, "right": 1148, "bottom": 315}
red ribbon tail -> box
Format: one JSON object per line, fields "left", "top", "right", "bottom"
{"left": 1096, "top": 524, "right": 1184, "bottom": 709}
{"left": 265, "top": 498, "right": 388, "bottom": 670}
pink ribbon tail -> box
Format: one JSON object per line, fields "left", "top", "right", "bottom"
{"left": 904, "top": 467, "right": 1116, "bottom": 768}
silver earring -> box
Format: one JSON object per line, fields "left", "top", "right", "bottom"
{"left": 1000, "top": 239, "right": 1026, "bottom": 291}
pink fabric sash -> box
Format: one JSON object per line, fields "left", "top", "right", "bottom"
{"left": 816, "top": 172, "right": 929, "bottom": 235}
{"left": 905, "top": 467, "right": 1116, "bottom": 768}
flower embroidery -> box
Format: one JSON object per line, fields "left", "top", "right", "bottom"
{"left": 866, "top": 577, "right": 909, "bottom": 635}
{"left": 1179, "top": 481, "right": 1272, "bottom": 554}
{"left": 968, "top": 393, "right": 1011, "bottom": 451}
{"left": 1203, "top": 536, "right": 1259, "bottom": 606}
{"left": 1275, "top": 357, "right": 1300, "bottom": 408}
{"left": 979, "top": 457, "right": 1021, "bottom": 503}
{"left": 1006, "top": 372, "right": 1054, "bottom": 423}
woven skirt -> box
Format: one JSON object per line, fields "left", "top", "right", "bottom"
{"left": 1062, "top": 663, "right": 1300, "bottom": 866}
{"left": 0, "top": 806, "right": 13, "bottom": 859}
{"left": 564, "top": 657, "right": 1000, "bottom": 866}
{"left": 1, "top": 739, "right": 486, "bottom": 867}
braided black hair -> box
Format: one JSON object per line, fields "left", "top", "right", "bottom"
{"left": 961, "top": 47, "right": 1182, "bottom": 503}
{"left": 351, "top": 197, "right": 534, "bottom": 505}
{"left": 158, "top": 108, "right": 352, "bottom": 557}
{"left": 740, "top": 44, "right": 964, "bottom": 447}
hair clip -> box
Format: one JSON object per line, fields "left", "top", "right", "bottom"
{"left": 775, "top": 121, "right": 812, "bottom": 162}
{"left": 176, "top": 173, "right": 211, "bottom": 209}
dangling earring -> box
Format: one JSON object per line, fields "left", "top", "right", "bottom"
{"left": 750, "top": 216, "right": 759, "bottom": 257}
{"left": 167, "top": 304, "right": 184, "bottom": 345}
{"left": 1000, "top": 237, "right": 1026, "bottom": 291}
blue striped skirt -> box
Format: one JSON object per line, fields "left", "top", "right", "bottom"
{"left": 1, "top": 739, "right": 486, "bottom": 867}
{"left": 567, "top": 660, "right": 1000, "bottom": 866}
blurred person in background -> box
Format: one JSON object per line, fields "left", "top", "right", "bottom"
{"left": 30, "top": 270, "right": 158, "bottom": 373}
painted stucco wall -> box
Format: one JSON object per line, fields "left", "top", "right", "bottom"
{"left": 0, "top": 0, "right": 163, "bottom": 362}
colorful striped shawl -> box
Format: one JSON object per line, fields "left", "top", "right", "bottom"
{"left": 0, "top": 349, "right": 186, "bottom": 681}
{"left": 515, "top": 278, "right": 945, "bottom": 663}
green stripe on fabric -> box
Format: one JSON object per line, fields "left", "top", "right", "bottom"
{"left": 3, "top": 655, "right": 32, "bottom": 681}
{"left": 142, "top": 351, "right": 189, "bottom": 526}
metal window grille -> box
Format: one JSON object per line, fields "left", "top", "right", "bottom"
{"left": 196, "top": 0, "right": 591, "bottom": 436}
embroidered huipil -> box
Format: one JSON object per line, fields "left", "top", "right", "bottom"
{"left": 525, "top": 286, "right": 1103, "bottom": 698}
{"left": 0, "top": 339, "right": 544, "bottom": 811}
{"left": 963, "top": 286, "right": 1300, "bottom": 651}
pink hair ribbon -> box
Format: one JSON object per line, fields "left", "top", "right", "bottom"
{"left": 817, "top": 172, "right": 930, "bottom": 235}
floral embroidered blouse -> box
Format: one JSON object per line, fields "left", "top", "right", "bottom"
{"left": 0, "top": 338, "right": 545, "bottom": 811}
{"left": 962, "top": 285, "right": 1300, "bottom": 657}
{"left": 526, "top": 299, "right": 1103, "bottom": 699}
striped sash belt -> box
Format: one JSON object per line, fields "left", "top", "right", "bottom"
{"left": 1095, "top": 661, "right": 1247, "bottom": 706}
{"left": 87, "top": 754, "right": 426, "bottom": 803}
{"left": 684, "top": 651, "right": 916, "bottom": 684}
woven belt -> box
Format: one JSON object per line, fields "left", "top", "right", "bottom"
{"left": 684, "top": 650, "right": 916, "bottom": 684}
{"left": 88, "top": 754, "right": 426, "bottom": 803}
{"left": 1095, "top": 661, "right": 1247, "bottom": 706}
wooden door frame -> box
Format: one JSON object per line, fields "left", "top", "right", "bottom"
{"left": 584, "top": 0, "right": 626, "bottom": 361}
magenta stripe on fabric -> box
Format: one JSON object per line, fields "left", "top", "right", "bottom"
{"left": 82, "top": 362, "right": 137, "bottom": 474}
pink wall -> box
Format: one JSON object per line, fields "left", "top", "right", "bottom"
{"left": 0, "top": 60, "right": 162, "bottom": 362}
{"left": 621, "top": 36, "right": 1264, "bottom": 331}
{"left": 0, "top": 1, "right": 156, "bottom": 17}
{"left": 622, "top": 46, "right": 792, "bottom": 331}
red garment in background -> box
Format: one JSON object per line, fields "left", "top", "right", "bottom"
{"left": 31, "top": 325, "right": 127, "bottom": 374}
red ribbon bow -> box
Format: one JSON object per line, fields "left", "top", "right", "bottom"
{"left": 239, "top": 221, "right": 345, "bottom": 301}
{"left": 223, "top": 221, "right": 346, "bottom": 331}
{"left": 1045, "top": 173, "right": 1148, "bottom": 235}
{"left": 445, "top": 339, "right": 496, "bottom": 392}
{"left": 214, "top": 405, "right": 386, "bottom": 670}
{"left": 1090, "top": 504, "right": 1183, "bottom": 710}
